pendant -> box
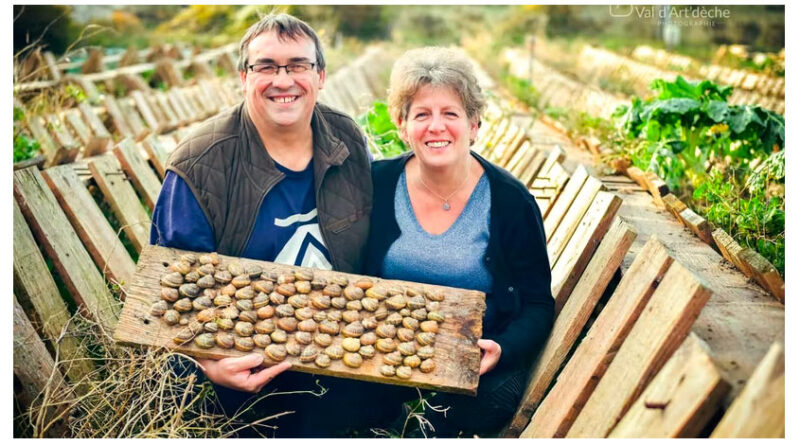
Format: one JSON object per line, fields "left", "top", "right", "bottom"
{"left": 443, "top": 202, "right": 451, "bottom": 211}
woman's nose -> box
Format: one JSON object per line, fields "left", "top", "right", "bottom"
{"left": 428, "top": 114, "right": 446, "bottom": 132}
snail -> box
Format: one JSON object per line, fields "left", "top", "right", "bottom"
{"left": 324, "top": 344, "right": 344, "bottom": 360}
{"left": 375, "top": 338, "right": 397, "bottom": 353}
{"left": 380, "top": 365, "right": 396, "bottom": 377}
{"left": 403, "top": 355, "right": 421, "bottom": 368}
{"left": 342, "top": 338, "right": 361, "bottom": 352}
{"left": 295, "top": 281, "right": 311, "bottom": 294}
{"left": 277, "top": 317, "right": 298, "bottom": 333}
{"left": 276, "top": 283, "right": 296, "bottom": 297}
{"left": 314, "top": 333, "right": 333, "bottom": 347}
{"left": 196, "top": 274, "right": 216, "bottom": 289}
{"left": 383, "top": 351, "right": 403, "bottom": 366}
{"left": 161, "top": 287, "right": 179, "bottom": 303}
{"left": 420, "top": 320, "right": 439, "bottom": 333}
{"left": 360, "top": 332, "right": 377, "bottom": 346}
{"left": 234, "top": 321, "right": 254, "bottom": 337}
{"left": 315, "top": 354, "right": 331, "bottom": 368}
{"left": 161, "top": 272, "right": 184, "bottom": 288}
{"left": 365, "top": 286, "right": 387, "bottom": 300}
{"left": 215, "top": 332, "right": 235, "bottom": 349}
{"left": 322, "top": 284, "right": 343, "bottom": 298}
{"left": 255, "top": 319, "right": 276, "bottom": 334}
{"left": 253, "top": 333, "right": 271, "bottom": 348}
{"left": 343, "top": 352, "right": 363, "bottom": 368}
{"left": 234, "top": 287, "right": 254, "bottom": 300}
{"left": 395, "top": 366, "right": 413, "bottom": 379}
{"left": 214, "top": 270, "right": 233, "bottom": 285}
{"left": 256, "top": 306, "right": 275, "bottom": 319}
{"left": 298, "top": 319, "right": 317, "bottom": 333}
{"left": 354, "top": 277, "right": 374, "bottom": 290}
{"left": 179, "top": 283, "right": 201, "bottom": 298}
{"left": 231, "top": 275, "right": 251, "bottom": 289}
{"left": 295, "top": 331, "right": 313, "bottom": 345}
{"left": 288, "top": 294, "right": 309, "bottom": 309}
{"left": 253, "top": 280, "right": 274, "bottom": 294}
{"left": 265, "top": 344, "right": 287, "bottom": 362}
{"left": 420, "top": 359, "right": 436, "bottom": 373}
{"left": 238, "top": 310, "right": 258, "bottom": 324}
{"left": 376, "top": 324, "right": 397, "bottom": 339}
{"left": 150, "top": 300, "right": 168, "bottom": 317}
{"left": 343, "top": 285, "right": 364, "bottom": 301}
{"left": 195, "top": 333, "right": 215, "bottom": 349}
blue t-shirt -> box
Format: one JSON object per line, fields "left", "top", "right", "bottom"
{"left": 150, "top": 162, "right": 332, "bottom": 269}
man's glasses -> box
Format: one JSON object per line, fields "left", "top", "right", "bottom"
{"left": 247, "top": 62, "right": 317, "bottom": 76}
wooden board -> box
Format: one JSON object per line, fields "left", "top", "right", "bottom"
{"left": 114, "top": 245, "right": 486, "bottom": 396}
{"left": 13, "top": 200, "right": 95, "bottom": 382}
{"left": 538, "top": 145, "right": 567, "bottom": 178}
{"left": 551, "top": 191, "right": 622, "bottom": 312}
{"left": 42, "top": 165, "right": 137, "bottom": 289}
{"left": 43, "top": 114, "right": 81, "bottom": 160}
{"left": 131, "top": 90, "right": 164, "bottom": 134}
{"left": 566, "top": 260, "right": 713, "bottom": 437}
{"left": 609, "top": 333, "right": 730, "bottom": 438}
{"left": 118, "top": 98, "right": 150, "bottom": 141}
{"left": 677, "top": 207, "right": 712, "bottom": 245}
{"left": 711, "top": 342, "right": 784, "bottom": 438}
{"left": 26, "top": 116, "right": 74, "bottom": 166}
{"left": 13, "top": 167, "right": 121, "bottom": 336}
{"left": 507, "top": 142, "right": 536, "bottom": 178}
{"left": 737, "top": 248, "right": 784, "bottom": 304}
{"left": 141, "top": 134, "right": 170, "bottom": 179}
{"left": 523, "top": 236, "right": 674, "bottom": 438}
{"left": 544, "top": 165, "right": 588, "bottom": 241}
{"left": 530, "top": 163, "right": 570, "bottom": 219}
{"left": 104, "top": 95, "right": 134, "bottom": 140}
{"left": 87, "top": 155, "right": 152, "bottom": 253}
{"left": 662, "top": 193, "right": 687, "bottom": 221}
{"left": 547, "top": 175, "right": 603, "bottom": 267}
{"left": 155, "top": 92, "right": 184, "bottom": 127}
{"left": 112, "top": 138, "right": 162, "bottom": 211}
{"left": 506, "top": 219, "right": 636, "bottom": 437}
{"left": 77, "top": 102, "right": 113, "bottom": 145}
{"left": 63, "top": 108, "right": 109, "bottom": 156}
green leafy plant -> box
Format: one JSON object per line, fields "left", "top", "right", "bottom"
{"left": 13, "top": 106, "right": 40, "bottom": 163}
{"left": 357, "top": 101, "right": 408, "bottom": 158}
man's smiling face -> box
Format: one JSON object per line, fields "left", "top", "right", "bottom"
{"left": 240, "top": 30, "right": 325, "bottom": 131}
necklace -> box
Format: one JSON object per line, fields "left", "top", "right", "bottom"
{"left": 418, "top": 168, "right": 471, "bottom": 211}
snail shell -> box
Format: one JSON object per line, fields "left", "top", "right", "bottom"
{"left": 319, "top": 320, "right": 340, "bottom": 335}
{"left": 343, "top": 352, "right": 363, "bottom": 368}
{"left": 314, "top": 333, "right": 333, "bottom": 347}
{"left": 275, "top": 304, "right": 295, "bottom": 318}
{"left": 265, "top": 344, "right": 287, "bottom": 362}
{"left": 163, "top": 309, "right": 180, "bottom": 325}
{"left": 380, "top": 365, "right": 396, "bottom": 377}
{"left": 416, "top": 332, "right": 436, "bottom": 346}
{"left": 198, "top": 253, "right": 219, "bottom": 266}
{"left": 375, "top": 338, "right": 397, "bottom": 353}
{"left": 196, "top": 274, "right": 216, "bottom": 289}
{"left": 214, "top": 270, "right": 233, "bottom": 285}
{"left": 313, "top": 310, "right": 328, "bottom": 322}
{"left": 315, "top": 354, "right": 332, "bottom": 368}
{"left": 277, "top": 317, "right": 298, "bottom": 332}
{"left": 231, "top": 275, "right": 251, "bottom": 289}
{"left": 269, "top": 292, "right": 286, "bottom": 305}
{"left": 150, "top": 300, "right": 168, "bottom": 317}
{"left": 253, "top": 333, "right": 271, "bottom": 348}
{"left": 277, "top": 273, "right": 295, "bottom": 284}
{"left": 235, "top": 299, "right": 254, "bottom": 312}
{"left": 255, "top": 319, "right": 276, "bottom": 334}
{"left": 235, "top": 336, "right": 255, "bottom": 352}
{"left": 173, "top": 298, "right": 193, "bottom": 313}
{"left": 385, "top": 295, "right": 407, "bottom": 311}
{"left": 406, "top": 287, "right": 422, "bottom": 297}
{"left": 294, "top": 307, "right": 314, "bottom": 321}
{"left": 161, "top": 272, "right": 184, "bottom": 288}
{"left": 342, "top": 310, "right": 361, "bottom": 324}
{"left": 365, "top": 286, "right": 387, "bottom": 300}
{"left": 234, "top": 287, "right": 255, "bottom": 300}
{"left": 197, "top": 264, "right": 216, "bottom": 276}
{"left": 179, "top": 283, "right": 201, "bottom": 298}
{"left": 386, "top": 313, "right": 403, "bottom": 326}
{"left": 276, "top": 283, "right": 296, "bottom": 297}
{"left": 270, "top": 329, "right": 288, "bottom": 343}
{"left": 184, "top": 271, "right": 199, "bottom": 283}
{"left": 220, "top": 284, "right": 237, "bottom": 297}
{"left": 196, "top": 308, "right": 217, "bottom": 323}
{"left": 219, "top": 306, "right": 239, "bottom": 320}
{"left": 342, "top": 338, "right": 361, "bottom": 352}
{"left": 417, "top": 345, "right": 435, "bottom": 360}
{"left": 324, "top": 344, "right": 344, "bottom": 360}
{"left": 342, "top": 322, "right": 365, "bottom": 338}
{"left": 426, "top": 301, "right": 440, "bottom": 312}
{"left": 403, "top": 355, "right": 421, "bottom": 368}
{"left": 188, "top": 320, "right": 204, "bottom": 335}
{"left": 420, "top": 320, "right": 439, "bottom": 333}
{"left": 227, "top": 262, "right": 244, "bottom": 277}
{"left": 398, "top": 341, "right": 416, "bottom": 356}
{"left": 322, "top": 284, "right": 343, "bottom": 298}
{"left": 234, "top": 321, "right": 254, "bottom": 337}
{"left": 399, "top": 308, "right": 411, "bottom": 317}
{"left": 257, "top": 306, "right": 275, "bottom": 319}
{"left": 374, "top": 305, "right": 388, "bottom": 320}
{"left": 245, "top": 264, "right": 263, "bottom": 279}
{"left": 216, "top": 318, "right": 234, "bottom": 330}
{"left": 360, "top": 331, "right": 377, "bottom": 346}
{"left": 300, "top": 345, "right": 320, "bottom": 363}
{"left": 288, "top": 294, "right": 309, "bottom": 309}
{"left": 161, "top": 287, "right": 179, "bottom": 303}
{"left": 179, "top": 317, "right": 189, "bottom": 325}
{"left": 295, "top": 331, "right": 313, "bottom": 345}
{"left": 408, "top": 295, "right": 426, "bottom": 310}
{"left": 295, "top": 281, "right": 311, "bottom": 294}
{"left": 425, "top": 289, "right": 445, "bottom": 302}
{"left": 359, "top": 345, "right": 376, "bottom": 358}
{"left": 327, "top": 310, "right": 343, "bottom": 322}
{"left": 361, "top": 297, "right": 379, "bottom": 312}
{"left": 310, "top": 277, "right": 327, "bottom": 290}
{"left": 215, "top": 332, "right": 235, "bottom": 349}
{"left": 298, "top": 319, "right": 317, "bottom": 333}
{"left": 420, "top": 359, "right": 436, "bottom": 373}
{"left": 331, "top": 275, "right": 350, "bottom": 287}
{"left": 310, "top": 294, "right": 331, "bottom": 310}
{"left": 383, "top": 351, "right": 403, "bottom": 366}
{"left": 376, "top": 324, "right": 397, "bottom": 339}
{"left": 343, "top": 285, "right": 364, "bottom": 301}
{"left": 345, "top": 300, "right": 363, "bottom": 311}
{"left": 202, "top": 288, "right": 218, "bottom": 299}
{"left": 252, "top": 293, "right": 269, "bottom": 309}
{"left": 361, "top": 316, "right": 378, "bottom": 330}
{"left": 194, "top": 333, "right": 215, "bottom": 349}
{"left": 402, "top": 317, "right": 420, "bottom": 331}
{"left": 354, "top": 277, "right": 374, "bottom": 290}
{"left": 331, "top": 297, "right": 347, "bottom": 309}
{"left": 411, "top": 308, "right": 428, "bottom": 321}
{"left": 180, "top": 253, "right": 197, "bottom": 265}
{"left": 285, "top": 339, "right": 301, "bottom": 356}
{"left": 239, "top": 310, "right": 258, "bottom": 324}
{"left": 387, "top": 286, "right": 404, "bottom": 296}
{"left": 192, "top": 296, "right": 213, "bottom": 311}
{"left": 397, "top": 328, "right": 416, "bottom": 343}
{"left": 427, "top": 311, "right": 444, "bottom": 322}
{"left": 173, "top": 329, "right": 195, "bottom": 345}
{"left": 253, "top": 280, "right": 274, "bottom": 294}
{"left": 213, "top": 294, "right": 233, "bottom": 307}
{"left": 396, "top": 366, "right": 413, "bottom": 379}
{"left": 293, "top": 269, "right": 313, "bottom": 282}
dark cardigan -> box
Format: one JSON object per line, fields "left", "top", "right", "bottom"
{"left": 363, "top": 151, "right": 554, "bottom": 371}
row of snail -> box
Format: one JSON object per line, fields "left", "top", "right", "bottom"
{"left": 153, "top": 252, "right": 447, "bottom": 381}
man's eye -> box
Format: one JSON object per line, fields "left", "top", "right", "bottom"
{"left": 257, "top": 65, "right": 278, "bottom": 73}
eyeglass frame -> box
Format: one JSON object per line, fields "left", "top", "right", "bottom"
{"left": 246, "top": 61, "right": 318, "bottom": 76}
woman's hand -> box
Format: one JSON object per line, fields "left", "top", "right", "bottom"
{"left": 477, "top": 339, "right": 502, "bottom": 375}
{"left": 197, "top": 353, "right": 291, "bottom": 393}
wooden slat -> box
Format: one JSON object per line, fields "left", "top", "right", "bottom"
{"left": 42, "top": 165, "right": 137, "bottom": 289}
{"left": 677, "top": 207, "right": 713, "bottom": 245}
{"left": 518, "top": 150, "right": 547, "bottom": 187}
{"left": 507, "top": 219, "right": 636, "bottom": 437}
{"left": 507, "top": 141, "right": 535, "bottom": 178}
{"left": 538, "top": 145, "right": 567, "bottom": 178}
{"left": 155, "top": 59, "right": 183, "bottom": 88}
{"left": 547, "top": 175, "right": 603, "bottom": 267}
{"left": 711, "top": 228, "right": 751, "bottom": 274}
{"left": 711, "top": 342, "right": 784, "bottom": 438}
{"left": 566, "top": 260, "right": 713, "bottom": 437}
{"left": 115, "top": 244, "right": 486, "bottom": 396}
{"left": 118, "top": 99, "right": 150, "bottom": 141}
{"left": 498, "top": 129, "right": 528, "bottom": 169}
{"left": 42, "top": 51, "right": 62, "bottom": 82}
{"left": 155, "top": 92, "right": 183, "bottom": 127}
{"left": 112, "top": 138, "right": 162, "bottom": 211}
{"left": 43, "top": 114, "right": 81, "bottom": 159}
{"left": 131, "top": 90, "right": 163, "bottom": 133}
{"left": 662, "top": 193, "right": 687, "bottom": 221}
{"left": 524, "top": 236, "right": 674, "bottom": 438}
{"left": 13, "top": 296, "right": 71, "bottom": 438}
{"left": 77, "top": 102, "right": 113, "bottom": 148}
{"left": 609, "top": 333, "right": 730, "bottom": 438}
{"left": 531, "top": 163, "right": 570, "bottom": 219}
{"left": 114, "top": 72, "right": 150, "bottom": 92}
{"left": 104, "top": 95, "right": 133, "bottom": 139}
{"left": 141, "top": 134, "right": 170, "bottom": 179}
{"left": 26, "top": 116, "right": 73, "bottom": 166}
{"left": 544, "top": 165, "right": 589, "bottom": 241}
{"left": 551, "top": 191, "right": 623, "bottom": 313}
{"left": 63, "top": 108, "right": 109, "bottom": 156}
{"left": 64, "top": 75, "right": 101, "bottom": 103}
{"left": 13, "top": 200, "right": 95, "bottom": 382}
{"left": 169, "top": 89, "right": 195, "bottom": 123}
{"left": 737, "top": 249, "right": 784, "bottom": 303}
{"left": 14, "top": 167, "right": 121, "bottom": 336}
{"left": 88, "top": 156, "right": 152, "bottom": 253}
{"left": 488, "top": 124, "right": 520, "bottom": 164}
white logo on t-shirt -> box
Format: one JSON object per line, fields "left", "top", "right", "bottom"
{"left": 273, "top": 210, "right": 332, "bottom": 270}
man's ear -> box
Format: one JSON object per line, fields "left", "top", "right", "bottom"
{"left": 317, "top": 69, "right": 326, "bottom": 90}
{"left": 239, "top": 70, "right": 247, "bottom": 92}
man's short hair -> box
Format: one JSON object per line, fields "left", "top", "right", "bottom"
{"left": 237, "top": 13, "right": 326, "bottom": 72}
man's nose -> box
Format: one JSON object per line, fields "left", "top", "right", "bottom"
{"left": 271, "top": 68, "right": 294, "bottom": 87}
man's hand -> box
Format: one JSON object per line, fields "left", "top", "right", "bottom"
{"left": 197, "top": 353, "right": 291, "bottom": 393}
{"left": 478, "top": 339, "right": 502, "bottom": 376}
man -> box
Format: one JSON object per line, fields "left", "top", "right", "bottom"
{"left": 150, "top": 13, "right": 374, "bottom": 436}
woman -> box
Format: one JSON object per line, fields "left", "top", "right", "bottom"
{"left": 364, "top": 47, "right": 554, "bottom": 437}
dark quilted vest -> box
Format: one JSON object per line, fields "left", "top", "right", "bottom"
{"left": 166, "top": 102, "right": 372, "bottom": 273}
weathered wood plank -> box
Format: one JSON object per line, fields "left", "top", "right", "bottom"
{"left": 523, "top": 236, "right": 673, "bottom": 438}
{"left": 112, "top": 138, "right": 162, "bottom": 211}
{"left": 118, "top": 98, "right": 150, "bottom": 141}
{"left": 507, "top": 142, "right": 535, "bottom": 178}
{"left": 42, "top": 165, "right": 137, "bottom": 289}
{"left": 26, "top": 116, "right": 74, "bottom": 166}
{"left": 547, "top": 175, "right": 603, "bottom": 267}
{"left": 507, "top": 219, "right": 636, "bottom": 437}
{"left": 103, "top": 95, "right": 133, "bottom": 140}
{"left": 77, "top": 102, "right": 113, "bottom": 148}
{"left": 141, "top": 134, "right": 170, "bottom": 179}
{"left": 13, "top": 295, "right": 71, "bottom": 438}
{"left": 711, "top": 342, "right": 784, "bottom": 438}
{"left": 88, "top": 156, "right": 151, "bottom": 253}
{"left": 677, "top": 207, "right": 713, "bottom": 245}
{"left": 518, "top": 150, "right": 547, "bottom": 187}
{"left": 130, "top": 90, "right": 164, "bottom": 134}
{"left": 609, "top": 333, "right": 730, "bottom": 438}
{"left": 14, "top": 167, "right": 121, "bottom": 336}
{"left": 64, "top": 75, "right": 101, "bottom": 103}
{"left": 115, "top": 245, "right": 486, "bottom": 395}
{"left": 155, "top": 92, "right": 184, "bottom": 127}
{"left": 544, "top": 165, "right": 589, "bottom": 242}
{"left": 63, "top": 108, "right": 109, "bottom": 156}
{"left": 567, "top": 260, "right": 713, "bottom": 437}
{"left": 155, "top": 59, "right": 183, "bottom": 88}
{"left": 43, "top": 114, "right": 81, "bottom": 159}
{"left": 13, "top": 200, "right": 95, "bottom": 382}
{"left": 488, "top": 124, "right": 521, "bottom": 165}
{"left": 662, "top": 193, "right": 687, "bottom": 221}
{"left": 737, "top": 248, "right": 784, "bottom": 304}
{"left": 530, "top": 163, "right": 570, "bottom": 219}
{"left": 538, "top": 145, "right": 567, "bottom": 178}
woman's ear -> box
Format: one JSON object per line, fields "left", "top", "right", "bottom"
{"left": 469, "top": 117, "right": 479, "bottom": 145}
{"left": 397, "top": 119, "right": 408, "bottom": 143}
